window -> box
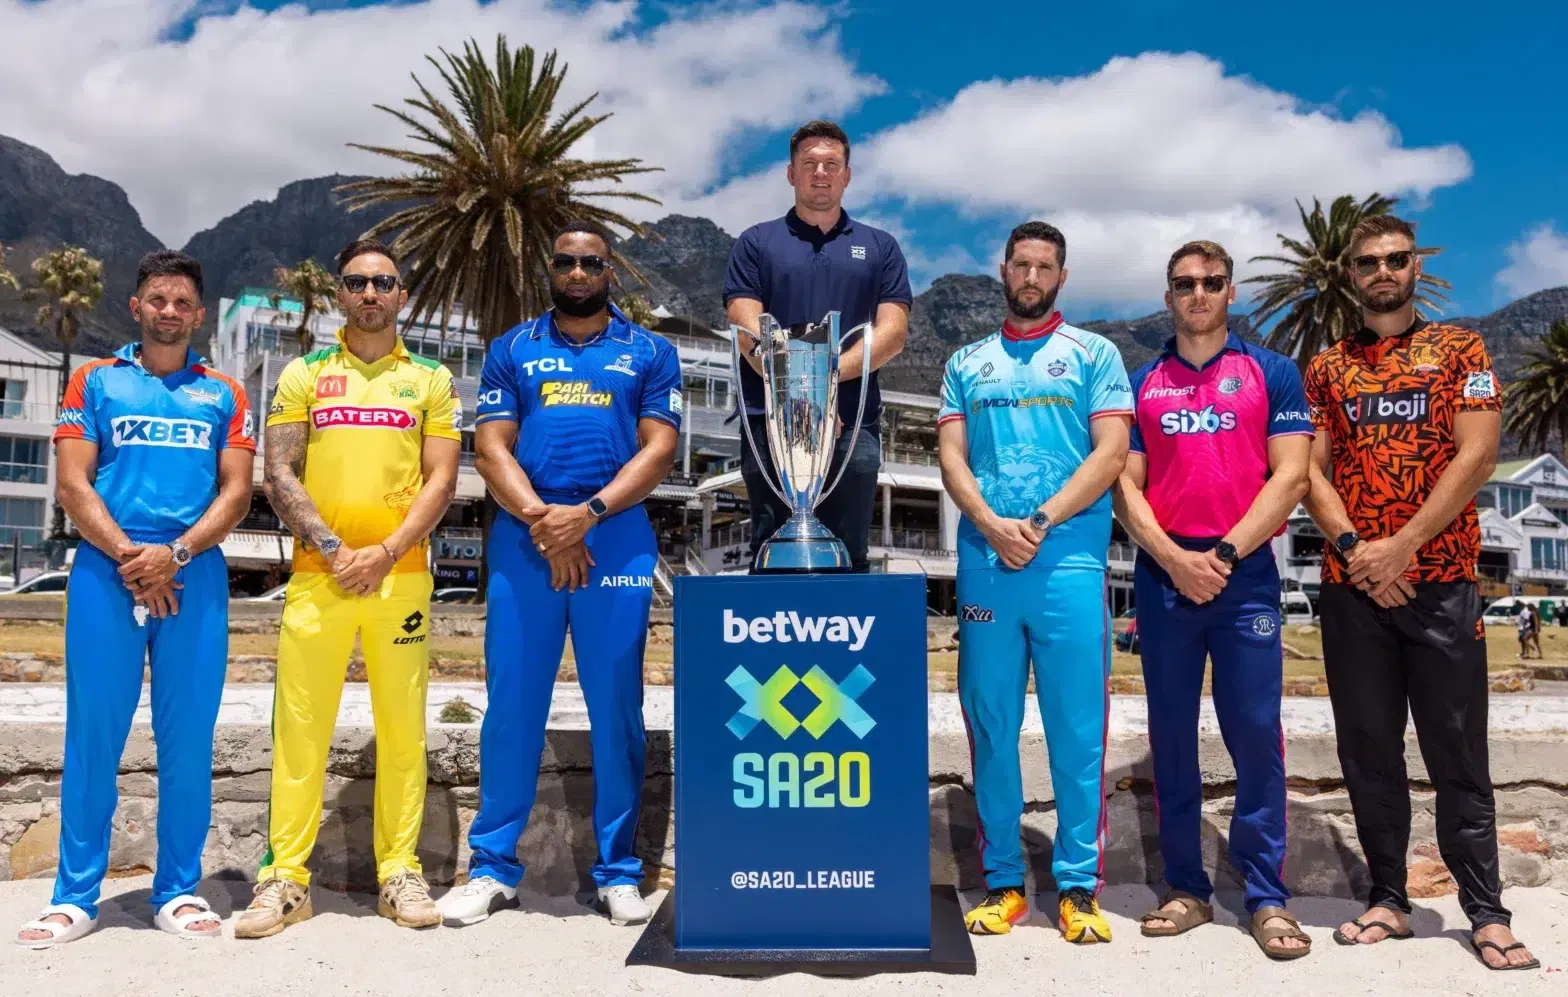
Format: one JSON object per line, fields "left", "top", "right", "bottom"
{"left": 1559, "top": 539, "right": 1567, "bottom": 570}
{"left": 1496, "top": 484, "right": 1531, "bottom": 518}
{"left": 0, "top": 497, "right": 44, "bottom": 547}
{"left": 1532, "top": 537, "right": 1564, "bottom": 570}
{"left": 1, "top": 380, "right": 25, "bottom": 419}
{"left": 0, "top": 436, "right": 47, "bottom": 484}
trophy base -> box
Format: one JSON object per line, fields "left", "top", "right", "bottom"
{"left": 753, "top": 513, "right": 851, "bottom": 573}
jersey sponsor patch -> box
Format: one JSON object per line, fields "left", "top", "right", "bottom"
{"left": 669, "top": 387, "right": 684, "bottom": 413}
{"left": 1159, "top": 406, "right": 1237, "bottom": 435}
{"left": 540, "top": 380, "right": 612, "bottom": 407}
{"left": 182, "top": 385, "right": 221, "bottom": 404}
{"left": 605, "top": 354, "right": 637, "bottom": 376}
{"left": 1464, "top": 371, "right": 1497, "bottom": 399}
{"left": 242, "top": 407, "right": 256, "bottom": 439}
{"left": 1344, "top": 389, "right": 1429, "bottom": 426}
{"left": 972, "top": 394, "right": 1074, "bottom": 412}
{"left": 316, "top": 375, "right": 348, "bottom": 398}
{"left": 110, "top": 415, "right": 212, "bottom": 449}
{"left": 57, "top": 408, "right": 86, "bottom": 427}
{"left": 311, "top": 405, "right": 416, "bottom": 430}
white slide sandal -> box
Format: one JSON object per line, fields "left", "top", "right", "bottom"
{"left": 154, "top": 895, "right": 221, "bottom": 939}
{"left": 15, "top": 903, "right": 97, "bottom": 949}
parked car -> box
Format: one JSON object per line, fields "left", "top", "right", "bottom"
{"left": 1281, "top": 590, "right": 1315, "bottom": 624}
{"left": 3, "top": 571, "right": 69, "bottom": 595}
{"left": 432, "top": 587, "right": 478, "bottom": 604}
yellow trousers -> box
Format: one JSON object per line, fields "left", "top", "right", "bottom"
{"left": 259, "top": 569, "right": 433, "bottom": 887}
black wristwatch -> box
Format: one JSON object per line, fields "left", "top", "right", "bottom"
{"left": 1214, "top": 540, "right": 1240, "bottom": 568}
{"left": 1334, "top": 531, "right": 1361, "bottom": 559}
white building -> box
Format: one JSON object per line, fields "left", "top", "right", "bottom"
{"left": 0, "top": 326, "right": 91, "bottom": 580}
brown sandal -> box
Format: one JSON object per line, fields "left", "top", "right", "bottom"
{"left": 1140, "top": 890, "right": 1213, "bottom": 937}
{"left": 1252, "top": 906, "right": 1312, "bottom": 960}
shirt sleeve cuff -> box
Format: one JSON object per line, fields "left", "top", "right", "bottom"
{"left": 936, "top": 413, "right": 964, "bottom": 426}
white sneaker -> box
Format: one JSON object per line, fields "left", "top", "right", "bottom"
{"left": 438, "top": 876, "right": 518, "bottom": 926}
{"left": 597, "top": 885, "right": 651, "bottom": 926}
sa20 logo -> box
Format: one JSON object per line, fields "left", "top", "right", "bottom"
{"left": 727, "top": 664, "right": 875, "bottom": 810}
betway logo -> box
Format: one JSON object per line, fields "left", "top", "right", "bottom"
{"left": 723, "top": 609, "right": 875, "bottom": 652}
{"left": 1159, "top": 405, "right": 1237, "bottom": 435}
{"left": 311, "top": 406, "right": 416, "bottom": 430}
{"left": 110, "top": 416, "right": 211, "bottom": 449}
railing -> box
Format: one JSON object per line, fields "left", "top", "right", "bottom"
{"left": 708, "top": 522, "right": 751, "bottom": 549}
{"left": 459, "top": 451, "right": 477, "bottom": 468}
{"left": 883, "top": 445, "right": 940, "bottom": 468}
{"left": 683, "top": 547, "right": 709, "bottom": 576}
{"left": 438, "top": 527, "right": 484, "bottom": 540}
{"left": 652, "top": 555, "right": 674, "bottom": 608}
{"left": 1107, "top": 541, "right": 1136, "bottom": 564}
{"left": 665, "top": 333, "right": 726, "bottom": 353}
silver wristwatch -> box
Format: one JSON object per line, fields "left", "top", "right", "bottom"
{"left": 1029, "top": 509, "right": 1052, "bottom": 534}
{"left": 315, "top": 535, "right": 342, "bottom": 557}
{"left": 166, "top": 540, "right": 192, "bottom": 567}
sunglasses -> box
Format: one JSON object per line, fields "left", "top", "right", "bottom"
{"left": 1170, "top": 275, "right": 1229, "bottom": 295}
{"left": 1352, "top": 251, "right": 1414, "bottom": 276}
{"left": 550, "top": 253, "right": 607, "bottom": 277}
{"left": 340, "top": 274, "right": 399, "bottom": 294}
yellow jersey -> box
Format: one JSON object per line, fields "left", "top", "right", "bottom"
{"left": 267, "top": 329, "right": 461, "bottom": 574}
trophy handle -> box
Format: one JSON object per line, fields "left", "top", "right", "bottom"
{"left": 728, "top": 321, "right": 790, "bottom": 507}
{"left": 819, "top": 320, "right": 873, "bottom": 502}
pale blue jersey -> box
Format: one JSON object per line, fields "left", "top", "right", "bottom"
{"left": 938, "top": 313, "right": 1133, "bottom": 572}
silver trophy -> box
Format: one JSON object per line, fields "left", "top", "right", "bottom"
{"left": 729, "top": 311, "right": 873, "bottom": 572}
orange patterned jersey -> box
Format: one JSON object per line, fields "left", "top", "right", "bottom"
{"left": 1304, "top": 321, "right": 1502, "bottom": 584}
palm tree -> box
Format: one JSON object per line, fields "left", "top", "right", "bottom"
{"left": 0, "top": 243, "right": 18, "bottom": 291}
{"left": 617, "top": 292, "right": 660, "bottom": 329}
{"left": 336, "top": 36, "right": 662, "bottom": 343}
{"left": 1504, "top": 319, "right": 1568, "bottom": 454}
{"left": 1244, "top": 194, "right": 1451, "bottom": 368}
{"left": 271, "top": 260, "right": 338, "bottom": 355}
{"left": 337, "top": 36, "right": 664, "bottom": 603}
{"left": 27, "top": 247, "right": 103, "bottom": 539}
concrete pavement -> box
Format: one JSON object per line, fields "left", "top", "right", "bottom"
{"left": 3, "top": 875, "right": 1564, "bottom": 996}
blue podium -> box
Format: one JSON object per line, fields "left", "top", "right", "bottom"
{"left": 627, "top": 574, "right": 975, "bottom": 975}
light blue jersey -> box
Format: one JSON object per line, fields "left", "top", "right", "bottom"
{"left": 938, "top": 313, "right": 1133, "bottom": 572}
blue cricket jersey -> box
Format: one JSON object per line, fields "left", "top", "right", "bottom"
{"left": 53, "top": 343, "right": 256, "bottom": 543}
{"left": 938, "top": 313, "right": 1133, "bottom": 572}
{"left": 474, "top": 304, "right": 683, "bottom": 503}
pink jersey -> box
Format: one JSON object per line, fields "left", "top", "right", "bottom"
{"left": 1128, "top": 334, "right": 1312, "bottom": 539}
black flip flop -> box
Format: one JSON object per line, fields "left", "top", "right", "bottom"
{"left": 1472, "top": 939, "right": 1541, "bottom": 971}
{"left": 1332, "top": 915, "right": 1414, "bottom": 946}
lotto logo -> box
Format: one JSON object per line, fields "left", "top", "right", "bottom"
{"left": 1159, "top": 405, "right": 1237, "bottom": 435}
{"left": 540, "top": 381, "right": 612, "bottom": 407}
{"left": 311, "top": 406, "right": 416, "bottom": 430}
{"left": 316, "top": 375, "right": 347, "bottom": 398}
{"left": 110, "top": 416, "right": 212, "bottom": 449}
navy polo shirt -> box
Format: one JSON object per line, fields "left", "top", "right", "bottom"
{"left": 723, "top": 208, "right": 912, "bottom": 426}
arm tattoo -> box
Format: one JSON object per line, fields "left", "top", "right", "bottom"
{"left": 263, "top": 422, "right": 334, "bottom": 547}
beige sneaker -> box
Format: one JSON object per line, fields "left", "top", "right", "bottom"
{"left": 378, "top": 872, "right": 440, "bottom": 929}
{"left": 233, "top": 878, "right": 312, "bottom": 939}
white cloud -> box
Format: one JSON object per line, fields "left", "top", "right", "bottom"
{"left": 0, "top": 0, "right": 881, "bottom": 245}
{"left": 692, "top": 51, "right": 1474, "bottom": 309}
{"left": 1497, "top": 224, "right": 1568, "bottom": 299}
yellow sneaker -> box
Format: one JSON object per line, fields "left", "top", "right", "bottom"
{"left": 964, "top": 888, "right": 1030, "bottom": 935}
{"left": 1058, "top": 887, "right": 1111, "bottom": 943}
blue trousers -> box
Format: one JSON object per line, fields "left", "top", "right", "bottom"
{"left": 467, "top": 507, "right": 655, "bottom": 889}
{"left": 53, "top": 542, "right": 229, "bottom": 918}
{"left": 1134, "top": 542, "right": 1288, "bottom": 914}
{"left": 956, "top": 566, "right": 1109, "bottom": 893}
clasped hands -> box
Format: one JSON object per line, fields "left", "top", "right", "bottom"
{"left": 330, "top": 542, "right": 398, "bottom": 597}
{"left": 522, "top": 502, "right": 597, "bottom": 591}
{"left": 981, "top": 516, "right": 1049, "bottom": 571}
{"left": 116, "top": 541, "right": 181, "bottom": 618}
{"left": 1344, "top": 535, "right": 1419, "bottom": 608}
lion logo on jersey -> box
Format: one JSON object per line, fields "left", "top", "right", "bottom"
{"left": 976, "top": 443, "right": 1078, "bottom": 518}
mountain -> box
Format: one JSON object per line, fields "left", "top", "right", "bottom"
{"left": 179, "top": 175, "right": 401, "bottom": 342}
{"left": 615, "top": 215, "right": 734, "bottom": 325}
{"left": 0, "top": 135, "right": 162, "bottom": 355}
{"left": 1452, "top": 286, "right": 1568, "bottom": 384}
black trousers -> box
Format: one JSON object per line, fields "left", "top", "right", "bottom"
{"left": 738, "top": 414, "right": 881, "bottom": 574}
{"left": 1319, "top": 582, "right": 1510, "bottom": 929}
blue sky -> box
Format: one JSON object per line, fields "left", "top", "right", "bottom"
{"left": 3, "top": 0, "right": 1565, "bottom": 320}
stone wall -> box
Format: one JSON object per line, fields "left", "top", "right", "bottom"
{"left": 2, "top": 724, "right": 1564, "bottom": 899}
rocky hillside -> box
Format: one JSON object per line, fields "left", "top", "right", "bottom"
{"left": 2, "top": 132, "right": 1564, "bottom": 397}
{"left": 0, "top": 136, "right": 162, "bottom": 355}
{"left": 180, "top": 174, "right": 401, "bottom": 341}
